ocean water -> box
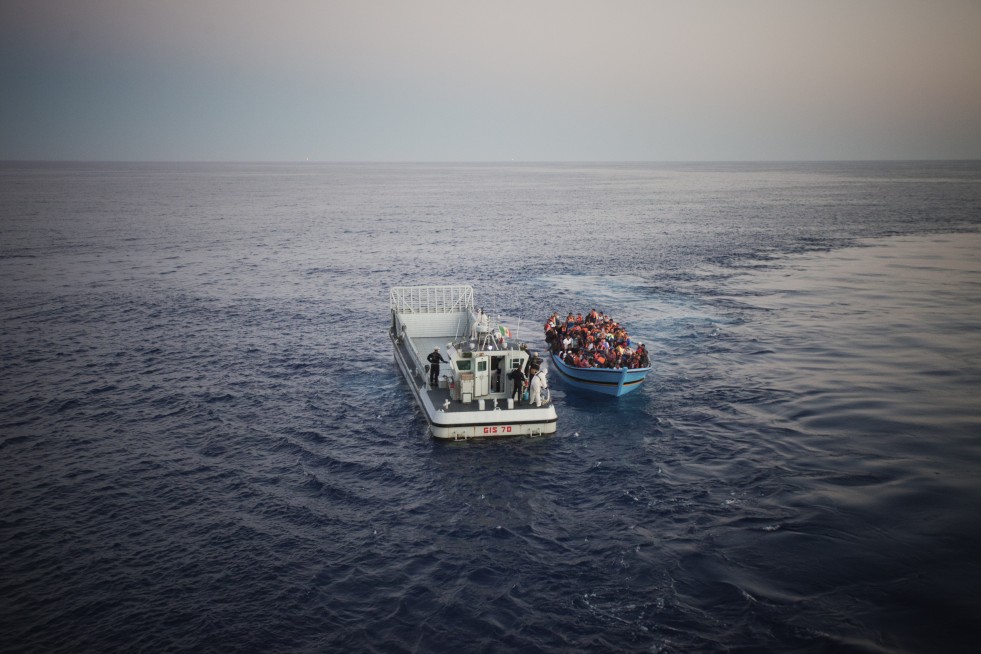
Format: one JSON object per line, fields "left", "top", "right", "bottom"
{"left": 2, "top": 161, "right": 980, "bottom": 653}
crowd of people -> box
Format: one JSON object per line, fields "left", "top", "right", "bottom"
{"left": 544, "top": 310, "right": 650, "bottom": 370}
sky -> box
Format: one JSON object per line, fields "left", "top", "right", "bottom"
{"left": 2, "top": 0, "right": 980, "bottom": 162}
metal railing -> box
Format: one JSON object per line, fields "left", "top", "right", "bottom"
{"left": 390, "top": 285, "right": 475, "bottom": 314}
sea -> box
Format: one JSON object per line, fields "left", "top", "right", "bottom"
{"left": 1, "top": 161, "right": 980, "bottom": 653}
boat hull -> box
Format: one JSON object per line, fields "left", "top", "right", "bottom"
{"left": 548, "top": 352, "right": 650, "bottom": 397}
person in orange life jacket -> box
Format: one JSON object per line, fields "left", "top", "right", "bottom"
{"left": 427, "top": 347, "right": 448, "bottom": 387}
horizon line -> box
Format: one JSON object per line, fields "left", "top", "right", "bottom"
{"left": 3, "top": 158, "right": 980, "bottom": 165}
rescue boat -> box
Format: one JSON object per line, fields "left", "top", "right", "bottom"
{"left": 390, "top": 285, "right": 557, "bottom": 439}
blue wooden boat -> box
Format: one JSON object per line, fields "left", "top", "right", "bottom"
{"left": 548, "top": 351, "right": 650, "bottom": 397}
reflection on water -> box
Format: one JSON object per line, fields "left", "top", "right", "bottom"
{"left": 727, "top": 233, "right": 981, "bottom": 441}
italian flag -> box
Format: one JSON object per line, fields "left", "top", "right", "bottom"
{"left": 499, "top": 325, "right": 511, "bottom": 338}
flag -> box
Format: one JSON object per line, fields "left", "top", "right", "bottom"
{"left": 499, "top": 325, "right": 511, "bottom": 338}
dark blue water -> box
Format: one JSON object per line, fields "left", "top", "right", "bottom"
{"left": 2, "top": 162, "right": 980, "bottom": 653}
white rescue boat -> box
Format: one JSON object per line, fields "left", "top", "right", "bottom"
{"left": 390, "top": 285, "right": 557, "bottom": 440}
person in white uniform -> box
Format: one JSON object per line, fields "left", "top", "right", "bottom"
{"left": 469, "top": 309, "right": 482, "bottom": 340}
{"left": 529, "top": 368, "right": 549, "bottom": 407}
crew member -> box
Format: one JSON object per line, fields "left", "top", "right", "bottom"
{"left": 427, "top": 347, "right": 449, "bottom": 387}
{"left": 509, "top": 366, "right": 526, "bottom": 405}
{"left": 530, "top": 368, "right": 549, "bottom": 407}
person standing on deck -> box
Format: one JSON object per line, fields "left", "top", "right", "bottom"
{"left": 469, "top": 308, "right": 482, "bottom": 340}
{"left": 509, "top": 367, "right": 526, "bottom": 405}
{"left": 427, "top": 347, "right": 448, "bottom": 388}
{"left": 530, "top": 368, "right": 549, "bottom": 407}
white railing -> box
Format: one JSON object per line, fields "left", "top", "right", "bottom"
{"left": 390, "top": 285, "right": 475, "bottom": 314}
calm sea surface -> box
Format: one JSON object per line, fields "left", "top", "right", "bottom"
{"left": 2, "top": 162, "right": 980, "bottom": 652}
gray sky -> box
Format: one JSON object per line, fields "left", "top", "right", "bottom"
{"left": 2, "top": 0, "right": 980, "bottom": 161}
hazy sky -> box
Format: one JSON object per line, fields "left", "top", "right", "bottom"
{"left": 2, "top": 0, "right": 980, "bottom": 161}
